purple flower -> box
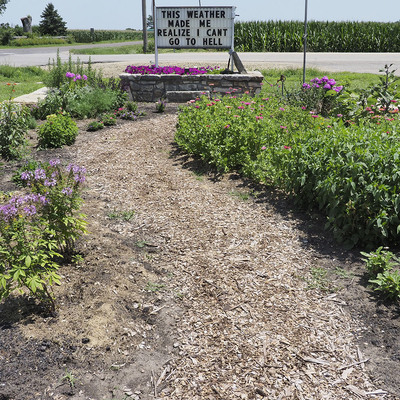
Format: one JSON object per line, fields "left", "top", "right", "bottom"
{"left": 312, "top": 83, "right": 320, "bottom": 88}
{"left": 44, "top": 178, "right": 57, "bottom": 187}
{"left": 74, "top": 174, "right": 85, "bottom": 183}
{"left": 23, "top": 205, "right": 37, "bottom": 216}
{"left": 62, "top": 187, "right": 73, "bottom": 196}
{"left": 0, "top": 203, "right": 18, "bottom": 221}
{"left": 49, "top": 159, "right": 60, "bottom": 167}
{"left": 328, "top": 78, "right": 336, "bottom": 86}
{"left": 302, "top": 83, "right": 311, "bottom": 89}
{"left": 66, "top": 72, "right": 75, "bottom": 78}
{"left": 82, "top": 75, "right": 88, "bottom": 81}
{"left": 334, "top": 86, "right": 343, "bottom": 93}
{"left": 34, "top": 168, "right": 46, "bottom": 180}
{"left": 21, "top": 171, "right": 33, "bottom": 180}
{"left": 323, "top": 84, "right": 331, "bottom": 90}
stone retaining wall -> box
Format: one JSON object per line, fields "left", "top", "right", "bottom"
{"left": 119, "top": 71, "right": 264, "bottom": 102}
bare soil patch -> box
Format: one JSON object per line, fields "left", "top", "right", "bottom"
{"left": 0, "top": 66, "right": 399, "bottom": 400}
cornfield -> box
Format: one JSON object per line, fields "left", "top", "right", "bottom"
{"left": 234, "top": 21, "right": 400, "bottom": 52}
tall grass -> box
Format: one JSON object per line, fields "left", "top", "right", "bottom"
{"left": 234, "top": 21, "right": 400, "bottom": 52}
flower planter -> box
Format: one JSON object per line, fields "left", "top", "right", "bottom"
{"left": 119, "top": 71, "right": 264, "bottom": 102}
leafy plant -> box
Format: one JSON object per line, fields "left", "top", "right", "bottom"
{"left": 100, "top": 113, "right": 117, "bottom": 126}
{"left": 361, "top": 246, "right": 399, "bottom": 277}
{"left": 64, "top": 86, "right": 125, "bottom": 119}
{"left": 0, "top": 85, "right": 30, "bottom": 159}
{"left": 145, "top": 281, "right": 165, "bottom": 293}
{"left": 369, "top": 270, "right": 400, "bottom": 300}
{"left": 289, "top": 76, "right": 344, "bottom": 116}
{"left": 37, "top": 111, "right": 78, "bottom": 148}
{"left": 87, "top": 120, "right": 104, "bottom": 131}
{"left": 305, "top": 267, "right": 334, "bottom": 293}
{"left": 0, "top": 193, "right": 61, "bottom": 309}
{"left": 12, "top": 159, "right": 40, "bottom": 186}
{"left": 107, "top": 209, "right": 135, "bottom": 221}
{"left": 155, "top": 99, "right": 166, "bottom": 113}
{"left": 175, "top": 87, "right": 400, "bottom": 248}
{"left": 125, "top": 101, "right": 138, "bottom": 113}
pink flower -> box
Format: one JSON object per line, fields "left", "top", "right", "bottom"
{"left": 311, "top": 115, "right": 318, "bottom": 119}
{"left": 279, "top": 107, "right": 285, "bottom": 111}
{"left": 280, "top": 125, "right": 287, "bottom": 129}
{"left": 255, "top": 116, "right": 263, "bottom": 120}
{"left": 261, "top": 146, "right": 267, "bottom": 150}
{"left": 283, "top": 145, "right": 291, "bottom": 150}
{"left": 224, "top": 124, "right": 230, "bottom": 129}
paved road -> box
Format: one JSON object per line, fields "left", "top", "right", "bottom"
{"left": 1, "top": 42, "right": 400, "bottom": 75}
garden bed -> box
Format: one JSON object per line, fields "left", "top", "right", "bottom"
{"left": 119, "top": 70, "right": 264, "bottom": 102}
{"left": 0, "top": 102, "right": 399, "bottom": 399}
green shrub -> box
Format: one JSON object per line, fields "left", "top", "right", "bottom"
{"left": 64, "top": 86, "right": 125, "bottom": 118}
{"left": 361, "top": 247, "right": 399, "bottom": 277}
{"left": 369, "top": 270, "right": 400, "bottom": 300}
{"left": 176, "top": 92, "right": 400, "bottom": 248}
{"left": 87, "top": 121, "right": 104, "bottom": 131}
{"left": 100, "top": 113, "right": 117, "bottom": 126}
{"left": 10, "top": 37, "right": 69, "bottom": 46}
{"left": 32, "top": 91, "right": 63, "bottom": 119}
{"left": 125, "top": 100, "right": 138, "bottom": 113}
{"left": 0, "top": 98, "right": 30, "bottom": 159}
{"left": 37, "top": 112, "right": 79, "bottom": 148}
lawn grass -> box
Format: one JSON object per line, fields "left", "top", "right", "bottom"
{"left": 260, "top": 67, "right": 380, "bottom": 95}
{"left": 0, "top": 65, "right": 47, "bottom": 101}
{"left": 69, "top": 44, "right": 145, "bottom": 55}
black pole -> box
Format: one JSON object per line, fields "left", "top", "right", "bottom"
{"left": 303, "top": 0, "right": 308, "bottom": 84}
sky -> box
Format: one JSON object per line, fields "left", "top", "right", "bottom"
{"left": 1, "top": 0, "right": 400, "bottom": 30}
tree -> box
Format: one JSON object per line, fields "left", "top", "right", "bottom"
{"left": 39, "top": 3, "right": 67, "bottom": 36}
{"left": 0, "top": 0, "right": 9, "bottom": 16}
{"left": 146, "top": 14, "right": 154, "bottom": 30}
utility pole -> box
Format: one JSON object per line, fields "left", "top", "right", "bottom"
{"left": 302, "top": 0, "right": 308, "bottom": 84}
{"left": 142, "top": 0, "right": 148, "bottom": 53}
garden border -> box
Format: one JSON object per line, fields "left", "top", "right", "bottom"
{"left": 119, "top": 71, "right": 264, "bottom": 102}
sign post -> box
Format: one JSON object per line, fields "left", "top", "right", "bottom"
{"left": 303, "top": 0, "right": 308, "bottom": 84}
{"left": 154, "top": 6, "right": 236, "bottom": 67}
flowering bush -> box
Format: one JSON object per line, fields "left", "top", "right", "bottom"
{"left": 295, "top": 76, "right": 344, "bottom": 116}
{"left": 64, "top": 71, "right": 88, "bottom": 93}
{"left": 176, "top": 93, "right": 400, "bottom": 248}
{"left": 0, "top": 192, "right": 61, "bottom": 308}
{"left": 1, "top": 159, "right": 87, "bottom": 308}
{"left": 87, "top": 120, "right": 104, "bottom": 131}
{"left": 124, "top": 65, "right": 219, "bottom": 75}
{"left": 100, "top": 113, "right": 117, "bottom": 126}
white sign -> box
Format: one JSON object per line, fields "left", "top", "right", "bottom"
{"left": 155, "top": 6, "right": 235, "bottom": 49}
